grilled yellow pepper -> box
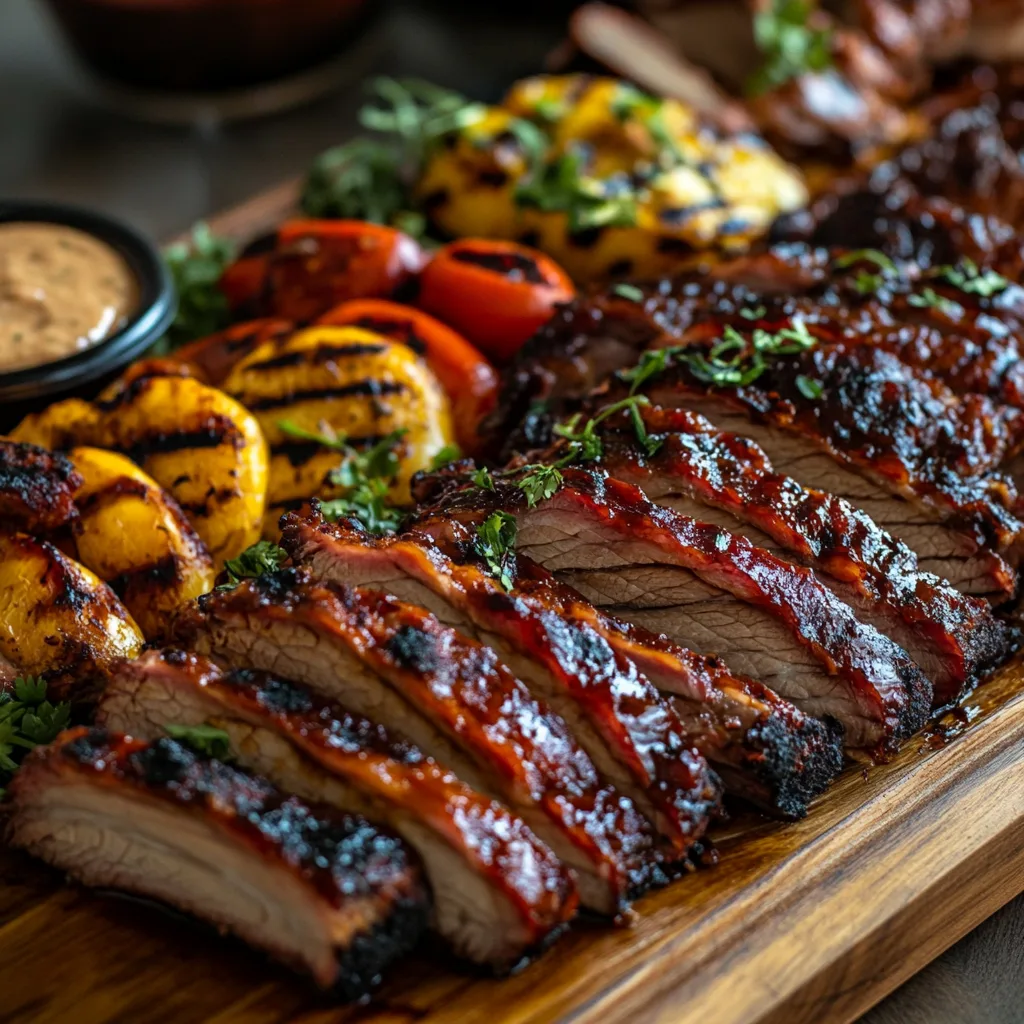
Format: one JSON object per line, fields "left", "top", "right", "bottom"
{"left": 418, "top": 74, "right": 807, "bottom": 282}
{"left": 68, "top": 447, "right": 217, "bottom": 639}
{"left": 222, "top": 325, "right": 454, "bottom": 538}
{"left": 0, "top": 531, "right": 143, "bottom": 702}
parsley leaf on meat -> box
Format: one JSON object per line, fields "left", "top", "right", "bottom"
{"left": 164, "top": 723, "right": 234, "bottom": 761}
{"left": 474, "top": 511, "right": 518, "bottom": 591}
{"left": 748, "top": 0, "right": 834, "bottom": 96}
{"left": 934, "top": 259, "right": 1009, "bottom": 299}
{"left": 430, "top": 443, "right": 463, "bottom": 470}
{"left": 218, "top": 540, "right": 288, "bottom": 590}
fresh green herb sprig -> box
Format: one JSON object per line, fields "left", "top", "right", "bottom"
{"left": 474, "top": 511, "right": 518, "bottom": 591}
{"left": 833, "top": 249, "right": 900, "bottom": 296}
{"left": 430, "top": 444, "right": 463, "bottom": 470}
{"left": 908, "top": 287, "right": 961, "bottom": 316}
{"left": 610, "top": 282, "right": 645, "bottom": 303}
{"left": 933, "top": 259, "right": 1009, "bottom": 299}
{"left": 0, "top": 677, "right": 72, "bottom": 799}
{"left": 157, "top": 223, "right": 237, "bottom": 352}
{"left": 278, "top": 420, "right": 408, "bottom": 535}
{"left": 748, "top": 0, "right": 834, "bottom": 96}
{"left": 218, "top": 540, "right": 288, "bottom": 590}
{"left": 610, "top": 83, "right": 683, "bottom": 163}
{"left": 514, "top": 147, "right": 638, "bottom": 234}
{"left": 164, "top": 723, "right": 233, "bottom": 761}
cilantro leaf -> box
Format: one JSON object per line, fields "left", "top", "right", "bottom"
{"left": 472, "top": 466, "right": 496, "bottom": 491}
{"left": 516, "top": 465, "right": 564, "bottom": 507}
{"left": 219, "top": 541, "right": 288, "bottom": 590}
{"left": 165, "top": 723, "right": 233, "bottom": 762}
{"left": 474, "top": 512, "right": 518, "bottom": 591}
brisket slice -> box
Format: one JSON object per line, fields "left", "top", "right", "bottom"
{"left": 282, "top": 511, "right": 842, "bottom": 820}
{"left": 98, "top": 650, "right": 575, "bottom": 967}
{"left": 6, "top": 728, "right": 428, "bottom": 997}
{"left": 173, "top": 571, "right": 676, "bottom": 915}
{"left": 0, "top": 440, "right": 81, "bottom": 534}
{"left": 584, "top": 404, "right": 1013, "bottom": 703}
{"left": 411, "top": 470, "right": 932, "bottom": 748}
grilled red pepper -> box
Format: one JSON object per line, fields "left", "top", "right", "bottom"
{"left": 417, "top": 239, "right": 574, "bottom": 363}
{"left": 172, "top": 318, "right": 295, "bottom": 385}
{"left": 317, "top": 298, "right": 499, "bottom": 455}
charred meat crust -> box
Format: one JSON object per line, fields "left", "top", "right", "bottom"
{"left": 282, "top": 512, "right": 839, "bottom": 819}
{"left": 587, "top": 404, "right": 1014, "bottom": 702}
{"left": 0, "top": 440, "right": 81, "bottom": 533}
{"left": 98, "top": 649, "right": 587, "bottom": 952}
{"left": 6, "top": 727, "right": 429, "bottom": 996}
{"left": 410, "top": 469, "right": 933, "bottom": 746}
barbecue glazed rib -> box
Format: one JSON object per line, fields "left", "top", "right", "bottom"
{"left": 0, "top": 440, "right": 81, "bottom": 534}
{"left": 6, "top": 728, "right": 428, "bottom": 996}
{"left": 411, "top": 469, "right": 932, "bottom": 748}
{"left": 583, "top": 404, "right": 1012, "bottom": 703}
{"left": 98, "top": 650, "right": 572, "bottom": 968}
{"left": 282, "top": 510, "right": 842, "bottom": 819}
{"left": 174, "top": 571, "right": 668, "bottom": 917}
{"left": 0, "top": 532, "right": 143, "bottom": 701}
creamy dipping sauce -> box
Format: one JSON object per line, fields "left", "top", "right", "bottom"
{"left": 0, "top": 222, "right": 139, "bottom": 373}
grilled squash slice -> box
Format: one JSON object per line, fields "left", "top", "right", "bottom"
{"left": 0, "top": 531, "right": 143, "bottom": 702}
{"left": 221, "top": 325, "right": 454, "bottom": 538}
{"left": 417, "top": 74, "right": 807, "bottom": 282}
{"left": 11, "top": 377, "right": 269, "bottom": 568}
{"left": 67, "top": 447, "right": 216, "bottom": 639}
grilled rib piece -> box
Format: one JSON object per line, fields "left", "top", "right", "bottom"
{"left": 583, "top": 404, "right": 1012, "bottom": 703}
{"left": 6, "top": 728, "right": 428, "bottom": 996}
{"left": 98, "top": 650, "right": 571, "bottom": 968}
{"left": 282, "top": 511, "right": 842, "bottom": 819}
{"left": 0, "top": 532, "right": 143, "bottom": 701}
{"left": 174, "top": 571, "right": 664, "bottom": 917}
{"left": 411, "top": 469, "right": 933, "bottom": 748}
{"left": 0, "top": 440, "right": 81, "bottom": 534}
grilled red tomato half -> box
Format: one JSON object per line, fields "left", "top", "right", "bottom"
{"left": 417, "top": 239, "right": 574, "bottom": 363}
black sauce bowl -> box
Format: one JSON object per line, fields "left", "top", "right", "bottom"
{"left": 0, "top": 199, "right": 176, "bottom": 423}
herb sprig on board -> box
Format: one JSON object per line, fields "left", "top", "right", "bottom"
{"left": 156, "top": 223, "right": 237, "bottom": 352}
{"left": 0, "top": 677, "right": 72, "bottom": 799}
{"left": 748, "top": 0, "right": 834, "bottom": 96}
{"left": 278, "top": 420, "right": 408, "bottom": 534}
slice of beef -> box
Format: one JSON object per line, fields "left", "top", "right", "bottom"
{"left": 583, "top": 403, "right": 1013, "bottom": 702}
{"left": 410, "top": 469, "right": 932, "bottom": 749}
{"left": 0, "top": 440, "right": 81, "bottom": 534}
{"left": 173, "top": 572, "right": 671, "bottom": 917}
{"left": 97, "top": 650, "right": 574, "bottom": 968}
{"left": 6, "top": 727, "right": 427, "bottom": 997}
{"left": 282, "top": 511, "right": 842, "bottom": 820}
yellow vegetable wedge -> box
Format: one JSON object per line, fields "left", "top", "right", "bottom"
{"left": 68, "top": 447, "right": 216, "bottom": 639}
{"left": 0, "top": 531, "right": 143, "bottom": 703}
{"left": 222, "top": 325, "right": 454, "bottom": 538}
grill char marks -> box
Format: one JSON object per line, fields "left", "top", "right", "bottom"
{"left": 265, "top": 530, "right": 724, "bottom": 853}
{"left": 281, "top": 513, "right": 842, "bottom": 820}
{"left": 5, "top": 727, "right": 428, "bottom": 997}
{"left": 411, "top": 471, "right": 932, "bottom": 749}
{"left": 97, "top": 650, "right": 574, "bottom": 968}
{"left": 175, "top": 571, "right": 656, "bottom": 920}
{"left": 0, "top": 441, "right": 81, "bottom": 534}
{"left": 588, "top": 404, "right": 1013, "bottom": 704}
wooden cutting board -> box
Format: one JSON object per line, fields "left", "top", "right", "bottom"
{"left": 3, "top": 185, "right": 1024, "bottom": 1024}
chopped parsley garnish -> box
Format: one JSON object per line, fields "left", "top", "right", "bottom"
{"left": 164, "top": 723, "right": 233, "bottom": 762}
{"left": 611, "top": 282, "right": 645, "bottom": 303}
{"left": 533, "top": 97, "right": 565, "bottom": 123}
{"left": 795, "top": 374, "right": 824, "bottom": 399}
{"left": 609, "top": 83, "right": 683, "bottom": 163}
{"left": 908, "top": 287, "right": 961, "bottom": 316}
{"left": 934, "top": 259, "right": 1009, "bottom": 299}
{"left": 0, "top": 677, "right": 72, "bottom": 799}
{"left": 218, "top": 540, "right": 288, "bottom": 590}
{"left": 514, "top": 464, "right": 565, "bottom": 506}
{"left": 472, "top": 466, "right": 496, "bottom": 491}
{"left": 474, "top": 511, "right": 518, "bottom": 590}
{"left": 514, "top": 147, "right": 638, "bottom": 234}
{"left": 740, "top": 305, "right": 768, "bottom": 320}
{"left": 748, "top": 0, "right": 834, "bottom": 96}
{"left": 278, "top": 420, "right": 408, "bottom": 535}
{"left": 553, "top": 395, "right": 660, "bottom": 463}
{"left": 157, "top": 223, "right": 236, "bottom": 351}
{"left": 430, "top": 443, "right": 463, "bottom": 470}
{"left": 833, "top": 249, "right": 900, "bottom": 296}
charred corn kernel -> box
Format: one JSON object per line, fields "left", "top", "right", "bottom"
{"left": 9, "top": 398, "right": 100, "bottom": 451}
{"left": 420, "top": 74, "right": 807, "bottom": 282}
{"left": 223, "top": 325, "right": 454, "bottom": 539}
{"left": 0, "top": 531, "right": 143, "bottom": 700}
{"left": 68, "top": 447, "right": 216, "bottom": 639}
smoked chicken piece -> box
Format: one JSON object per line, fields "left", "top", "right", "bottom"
{"left": 67, "top": 447, "right": 215, "bottom": 639}
{"left": 411, "top": 469, "right": 932, "bottom": 749}
{"left": 174, "top": 571, "right": 668, "bottom": 916}
{"left": 220, "top": 325, "right": 454, "bottom": 538}
{"left": 281, "top": 511, "right": 842, "bottom": 819}
{"left": 6, "top": 728, "right": 428, "bottom": 996}
{"left": 0, "top": 440, "right": 81, "bottom": 534}
{"left": 98, "top": 650, "right": 573, "bottom": 968}
{"left": 0, "top": 532, "right": 143, "bottom": 702}
{"left": 11, "top": 374, "right": 269, "bottom": 567}
{"left": 580, "top": 404, "right": 1012, "bottom": 703}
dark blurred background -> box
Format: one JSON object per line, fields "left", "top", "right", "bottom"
{"left": 0, "top": 0, "right": 567, "bottom": 238}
